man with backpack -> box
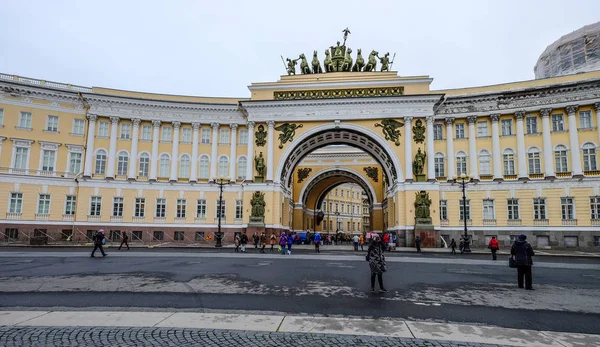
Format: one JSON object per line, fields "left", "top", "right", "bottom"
{"left": 91, "top": 229, "right": 107, "bottom": 258}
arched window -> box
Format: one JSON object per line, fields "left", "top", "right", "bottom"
{"left": 218, "top": 156, "right": 229, "bottom": 178}
{"left": 527, "top": 147, "right": 541, "bottom": 174}
{"left": 456, "top": 151, "right": 467, "bottom": 176}
{"left": 159, "top": 154, "right": 170, "bottom": 177}
{"left": 582, "top": 143, "right": 597, "bottom": 171}
{"left": 138, "top": 153, "right": 150, "bottom": 177}
{"left": 199, "top": 155, "right": 210, "bottom": 179}
{"left": 237, "top": 156, "right": 247, "bottom": 180}
{"left": 479, "top": 150, "right": 491, "bottom": 175}
{"left": 503, "top": 149, "right": 515, "bottom": 175}
{"left": 434, "top": 152, "right": 445, "bottom": 177}
{"left": 554, "top": 145, "right": 568, "bottom": 173}
{"left": 179, "top": 154, "right": 190, "bottom": 178}
{"left": 117, "top": 151, "right": 129, "bottom": 175}
{"left": 94, "top": 149, "right": 107, "bottom": 175}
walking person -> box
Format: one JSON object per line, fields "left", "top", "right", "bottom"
{"left": 259, "top": 232, "right": 267, "bottom": 253}
{"left": 240, "top": 232, "right": 248, "bottom": 253}
{"left": 450, "top": 238, "right": 457, "bottom": 255}
{"left": 415, "top": 235, "right": 422, "bottom": 253}
{"left": 359, "top": 234, "right": 365, "bottom": 251}
{"left": 90, "top": 229, "right": 107, "bottom": 258}
{"left": 270, "top": 233, "right": 276, "bottom": 252}
{"left": 366, "top": 236, "right": 387, "bottom": 293}
{"left": 314, "top": 232, "right": 322, "bottom": 253}
{"left": 279, "top": 232, "right": 287, "bottom": 255}
{"left": 253, "top": 232, "right": 259, "bottom": 249}
{"left": 488, "top": 236, "right": 499, "bottom": 260}
{"left": 383, "top": 233, "right": 390, "bottom": 251}
{"left": 511, "top": 234, "right": 535, "bottom": 290}
{"left": 234, "top": 234, "right": 241, "bottom": 252}
{"left": 287, "top": 232, "right": 294, "bottom": 255}
{"left": 118, "top": 232, "right": 130, "bottom": 251}
{"left": 459, "top": 238, "right": 465, "bottom": 254}
{"left": 353, "top": 234, "right": 360, "bottom": 251}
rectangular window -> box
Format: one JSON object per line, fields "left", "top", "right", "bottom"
{"left": 132, "top": 230, "right": 143, "bottom": 241}
{"left": 64, "top": 195, "right": 76, "bottom": 215}
{"left": 68, "top": 152, "right": 82, "bottom": 173}
{"left": 507, "top": 199, "right": 519, "bottom": 220}
{"left": 239, "top": 129, "right": 248, "bottom": 145}
{"left": 459, "top": 200, "right": 471, "bottom": 221}
{"left": 533, "top": 198, "right": 547, "bottom": 220}
{"left": 561, "top": 197, "right": 575, "bottom": 220}
{"left": 141, "top": 125, "right": 152, "bottom": 140}
{"left": 434, "top": 156, "right": 445, "bottom": 177}
{"left": 46, "top": 115, "right": 59, "bottom": 132}
{"left": 501, "top": 119, "right": 512, "bottom": 136}
{"left": 439, "top": 200, "right": 448, "bottom": 220}
{"left": 61, "top": 229, "right": 73, "bottom": 241}
{"left": 5, "top": 228, "right": 18, "bottom": 240}
{"left": 526, "top": 117, "right": 538, "bottom": 134}
{"left": 456, "top": 155, "right": 467, "bottom": 176}
{"left": 161, "top": 126, "right": 172, "bottom": 141}
{"left": 112, "top": 197, "right": 124, "bottom": 217}
{"left": 109, "top": 230, "right": 121, "bottom": 242}
{"left": 216, "top": 199, "right": 225, "bottom": 218}
{"left": 181, "top": 128, "right": 192, "bottom": 143}
{"left": 528, "top": 152, "right": 541, "bottom": 174}
{"left": 37, "top": 194, "right": 51, "bottom": 214}
{"left": 483, "top": 199, "right": 495, "bottom": 220}
{"left": 98, "top": 121, "right": 109, "bottom": 137}
{"left": 19, "top": 112, "right": 32, "bottom": 128}
{"left": 220, "top": 129, "right": 230, "bottom": 144}
{"left": 590, "top": 196, "right": 600, "bottom": 220}
{"left": 174, "top": 231, "right": 185, "bottom": 241}
{"left": 455, "top": 123, "right": 465, "bottom": 139}
{"left": 155, "top": 198, "right": 166, "bottom": 218}
{"left": 201, "top": 128, "right": 211, "bottom": 144}
{"left": 176, "top": 199, "right": 186, "bottom": 218}
{"left": 72, "top": 119, "right": 85, "bottom": 135}
{"left": 196, "top": 199, "right": 207, "bottom": 218}
{"left": 153, "top": 231, "right": 164, "bottom": 241}
{"left": 579, "top": 111, "right": 592, "bottom": 129}
{"left": 0, "top": 109, "right": 4, "bottom": 126}
{"left": 195, "top": 231, "right": 205, "bottom": 241}
{"left": 503, "top": 153, "right": 515, "bottom": 175}
{"left": 235, "top": 200, "right": 243, "bottom": 219}
{"left": 433, "top": 124, "right": 443, "bottom": 140}
{"left": 13, "top": 147, "right": 29, "bottom": 170}
{"left": 90, "top": 196, "right": 102, "bottom": 216}
{"left": 41, "top": 149, "right": 56, "bottom": 171}
{"left": 477, "top": 121, "right": 489, "bottom": 137}
{"left": 134, "top": 198, "right": 145, "bottom": 217}
{"left": 552, "top": 114, "right": 564, "bottom": 132}
{"left": 9, "top": 193, "right": 23, "bottom": 214}
{"left": 120, "top": 123, "right": 131, "bottom": 139}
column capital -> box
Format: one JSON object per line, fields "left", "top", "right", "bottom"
{"left": 172, "top": 121, "right": 181, "bottom": 130}
{"left": 490, "top": 114, "right": 500, "bottom": 123}
{"left": 595, "top": 102, "right": 600, "bottom": 112}
{"left": 211, "top": 122, "right": 220, "bottom": 131}
{"left": 87, "top": 114, "right": 98, "bottom": 122}
{"left": 247, "top": 121, "right": 256, "bottom": 128}
{"left": 404, "top": 116, "right": 413, "bottom": 123}
{"left": 230, "top": 123, "right": 238, "bottom": 131}
{"left": 110, "top": 116, "right": 120, "bottom": 125}
{"left": 566, "top": 105, "right": 579, "bottom": 116}
{"left": 515, "top": 111, "right": 525, "bottom": 121}
{"left": 466, "top": 116, "right": 477, "bottom": 124}
{"left": 444, "top": 117, "right": 454, "bottom": 126}
{"left": 132, "top": 118, "right": 141, "bottom": 127}
{"left": 425, "top": 116, "right": 434, "bottom": 124}
{"left": 192, "top": 122, "right": 201, "bottom": 130}
{"left": 540, "top": 108, "right": 552, "bottom": 118}
{"left": 152, "top": 120, "right": 161, "bottom": 128}
{"left": 267, "top": 120, "right": 276, "bottom": 127}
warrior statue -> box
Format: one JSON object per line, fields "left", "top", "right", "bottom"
{"left": 378, "top": 52, "right": 391, "bottom": 72}
{"left": 413, "top": 148, "right": 427, "bottom": 176}
{"left": 250, "top": 191, "right": 266, "bottom": 218}
{"left": 342, "top": 27, "right": 351, "bottom": 45}
{"left": 286, "top": 57, "right": 299, "bottom": 75}
{"left": 255, "top": 152, "right": 265, "bottom": 178}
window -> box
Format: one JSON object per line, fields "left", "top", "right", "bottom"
{"left": 196, "top": 199, "right": 207, "bottom": 218}
{"left": 120, "top": 123, "right": 131, "bottom": 139}
{"left": 141, "top": 125, "right": 152, "bottom": 140}
{"left": 199, "top": 155, "right": 210, "bottom": 179}
{"left": 41, "top": 149, "right": 56, "bottom": 171}
{"left": 113, "top": 197, "right": 124, "bottom": 217}
{"left": 72, "top": 119, "right": 85, "bottom": 135}
{"left": 433, "top": 124, "right": 443, "bottom": 140}
{"left": 239, "top": 129, "right": 248, "bottom": 145}
{"left": 507, "top": 199, "right": 519, "bottom": 220}
{"left": 46, "top": 115, "right": 59, "bottom": 132}
{"left": 220, "top": 129, "right": 230, "bottom": 144}
{"left": 161, "top": 126, "right": 172, "bottom": 141}
{"left": 134, "top": 198, "right": 145, "bottom": 217}
{"left": 216, "top": 199, "right": 225, "bottom": 218}
{"left": 90, "top": 196, "right": 102, "bottom": 216}
{"left": 439, "top": 200, "right": 448, "bottom": 220}
{"left": 582, "top": 143, "right": 597, "bottom": 171}
{"left": 459, "top": 200, "right": 470, "bottom": 221}
{"left": 9, "top": 193, "right": 23, "bottom": 213}
{"left": 477, "top": 121, "right": 489, "bottom": 137}
{"left": 181, "top": 128, "right": 192, "bottom": 143}
{"left": 37, "top": 194, "right": 51, "bottom": 215}
{"left": 109, "top": 230, "right": 121, "bottom": 242}
{"left": 61, "top": 229, "right": 73, "bottom": 241}
{"left": 483, "top": 199, "right": 495, "bottom": 220}
{"left": 98, "top": 121, "right": 109, "bottom": 137}
{"left": 456, "top": 151, "right": 467, "bottom": 176}
{"left": 455, "top": 123, "right": 465, "bottom": 139}
{"left": 503, "top": 149, "right": 515, "bottom": 175}
{"left": 218, "top": 156, "right": 228, "bottom": 177}
{"left": 179, "top": 155, "right": 190, "bottom": 178}
{"left": 527, "top": 148, "right": 541, "bottom": 174}
{"left": 579, "top": 111, "right": 592, "bottom": 129}
{"left": 201, "top": 128, "right": 211, "bottom": 144}
{"left": 526, "top": 117, "right": 538, "bottom": 134}
{"left": 64, "top": 195, "right": 76, "bottom": 215}
{"left": 341, "top": 190, "right": 344, "bottom": 197}
{"left": 117, "top": 151, "right": 129, "bottom": 175}
{"left": 0, "top": 109, "right": 4, "bottom": 126}
{"left": 18, "top": 112, "right": 32, "bottom": 128}
{"left": 176, "top": 199, "right": 186, "bottom": 218}
{"left": 138, "top": 153, "right": 149, "bottom": 177}
{"left": 132, "top": 231, "right": 143, "bottom": 241}
{"left": 238, "top": 157, "right": 247, "bottom": 180}
{"left": 95, "top": 150, "right": 107, "bottom": 174}
{"left": 155, "top": 198, "right": 166, "bottom": 218}
{"left": 68, "top": 152, "right": 82, "bottom": 174}
{"left": 552, "top": 114, "right": 564, "bottom": 132}
{"left": 554, "top": 145, "right": 569, "bottom": 173}
{"left": 13, "top": 147, "right": 29, "bottom": 170}
{"left": 479, "top": 150, "right": 491, "bottom": 175}
{"left": 174, "top": 231, "right": 185, "bottom": 241}
{"left": 159, "top": 154, "right": 170, "bottom": 177}
{"left": 561, "top": 197, "right": 575, "bottom": 220}
{"left": 434, "top": 153, "right": 445, "bottom": 177}
{"left": 5, "top": 228, "right": 18, "bottom": 240}
{"left": 153, "top": 231, "right": 164, "bottom": 241}
{"left": 533, "top": 198, "right": 547, "bottom": 220}
{"left": 590, "top": 196, "right": 600, "bottom": 220}
{"left": 195, "top": 231, "right": 205, "bottom": 241}
{"left": 501, "top": 119, "right": 512, "bottom": 136}
{"left": 235, "top": 200, "right": 243, "bottom": 219}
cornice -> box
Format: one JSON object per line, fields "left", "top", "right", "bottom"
{"left": 248, "top": 77, "right": 434, "bottom": 91}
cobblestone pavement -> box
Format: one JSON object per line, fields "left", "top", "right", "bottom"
{"left": 0, "top": 326, "right": 509, "bottom": 347}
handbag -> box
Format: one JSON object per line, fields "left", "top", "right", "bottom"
{"left": 102, "top": 238, "right": 107, "bottom": 245}
{"left": 508, "top": 256, "right": 517, "bottom": 268}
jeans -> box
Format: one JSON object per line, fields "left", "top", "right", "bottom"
{"left": 280, "top": 245, "right": 286, "bottom": 255}
{"left": 517, "top": 265, "right": 533, "bottom": 289}
{"left": 91, "top": 244, "right": 106, "bottom": 257}
{"left": 491, "top": 248, "right": 497, "bottom": 260}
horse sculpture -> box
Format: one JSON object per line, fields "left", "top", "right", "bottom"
{"left": 312, "top": 50, "right": 323, "bottom": 74}
{"left": 363, "top": 50, "right": 378, "bottom": 72}
{"left": 352, "top": 49, "right": 364, "bottom": 72}
{"left": 299, "top": 54, "right": 312, "bottom": 74}
{"left": 342, "top": 48, "right": 353, "bottom": 72}
{"left": 323, "top": 50, "right": 334, "bottom": 72}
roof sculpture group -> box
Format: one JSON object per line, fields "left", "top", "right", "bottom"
{"left": 282, "top": 28, "right": 395, "bottom": 75}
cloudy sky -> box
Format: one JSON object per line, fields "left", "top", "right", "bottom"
{"left": 1, "top": 0, "right": 599, "bottom": 97}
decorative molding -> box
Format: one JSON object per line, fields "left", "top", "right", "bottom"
{"left": 66, "top": 144, "right": 84, "bottom": 153}
{"left": 273, "top": 86, "right": 404, "bottom": 100}
{"left": 152, "top": 120, "right": 161, "bottom": 128}
{"left": 230, "top": 123, "right": 238, "bottom": 131}
{"left": 426, "top": 116, "right": 434, "bottom": 124}
{"left": 565, "top": 104, "right": 579, "bottom": 115}
{"left": 10, "top": 138, "right": 34, "bottom": 147}
{"left": 110, "top": 116, "right": 120, "bottom": 125}
{"left": 172, "top": 121, "right": 181, "bottom": 129}
{"left": 412, "top": 119, "right": 425, "bottom": 144}
{"left": 39, "top": 141, "right": 61, "bottom": 150}
{"left": 247, "top": 121, "right": 255, "bottom": 128}
{"left": 87, "top": 114, "right": 98, "bottom": 122}
{"left": 132, "top": 118, "right": 141, "bottom": 127}
{"left": 297, "top": 167, "right": 312, "bottom": 183}
{"left": 490, "top": 114, "right": 500, "bottom": 122}
{"left": 211, "top": 122, "right": 219, "bottom": 131}
{"left": 466, "top": 116, "right": 477, "bottom": 124}
{"left": 515, "top": 111, "right": 525, "bottom": 120}
{"left": 594, "top": 102, "right": 599, "bottom": 112}
{"left": 255, "top": 125, "right": 266, "bottom": 147}
{"left": 363, "top": 166, "right": 379, "bottom": 182}
{"left": 540, "top": 108, "right": 552, "bottom": 118}
{"left": 445, "top": 117, "right": 454, "bottom": 125}
{"left": 267, "top": 120, "right": 275, "bottom": 127}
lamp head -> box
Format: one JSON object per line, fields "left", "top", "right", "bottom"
{"left": 460, "top": 173, "right": 467, "bottom": 179}
{"left": 452, "top": 175, "right": 458, "bottom": 181}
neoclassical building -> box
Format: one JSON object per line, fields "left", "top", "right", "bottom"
{"left": 1, "top": 27, "right": 600, "bottom": 249}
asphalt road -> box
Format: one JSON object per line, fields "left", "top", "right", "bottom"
{"left": 0, "top": 249, "right": 599, "bottom": 335}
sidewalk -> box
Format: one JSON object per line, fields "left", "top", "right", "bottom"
{"left": 0, "top": 310, "right": 598, "bottom": 347}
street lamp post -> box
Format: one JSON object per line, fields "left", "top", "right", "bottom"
{"left": 454, "top": 173, "right": 472, "bottom": 253}
{"left": 212, "top": 176, "right": 231, "bottom": 248}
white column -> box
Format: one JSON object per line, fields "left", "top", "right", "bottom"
{"left": 426, "top": 116, "right": 435, "bottom": 181}
{"left": 266, "top": 120, "right": 275, "bottom": 182}
{"left": 246, "top": 121, "right": 255, "bottom": 181}
{"left": 169, "top": 121, "right": 181, "bottom": 182}
{"left": 149, "top": 120, "right": 161, "bottom": 181}
{"left": 127, "top": 118, "right": 140, "bottom": 180}
{"left": 210, "top": 123, "right": 219, "bottom": 180}
{"left": 404, "top": 116, "right": 413, "bottom": 181}
{"left": 566, "top": 105, "right": 583, "bottom": 177}
{"left": 106, "top": 116, "right": 119, "bottom": 179}
{"left": 595, "top": 103, "right": 600, "bottom": 145}
{"left": 491, "top": 114, "right": 503, "bottom": 180}
{"left": 515, "top": 111, "right": 527, "bottom": 180}
{"left": 540, "top": 109, "right": 555, "bottom": 179}
{"left": 467, "top": 116, "right": 479, "bottom": 181}
{"left": 83, "top": 114, "right": 97, "bottom": 177}
{"left": 190, "top": 122, "right": 200, "bottom": 182}
{"left": 445, "top": 118, "right": 455, "bottom": 179}
{"left": 229, "top": 123, "right": 238, "bottom": 182}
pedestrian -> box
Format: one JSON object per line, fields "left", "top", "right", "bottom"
{"left": 314, "top": 232, "right": 322, "bottom": 253}
{"left": 366, "top": 236, "right": 387, "bottom": 293}
{"left": 415, "top": 235, "right": 422, "bottom": 253}
{"left": 459, "top": 238, "right": 464, "bottom": 254}
{"left": 118, "top": 232, "right": 130, "bottom": 251}
{"left": 270, "top": 233, "right": 276, "bottom": 252}
{"left": 90, "top": 229, "right": 107, "bottom": 258}
{"left": 353, "top": 234, "right": 359, "bottom": 251}
{"left": 383, "top": 233, "right": 390, "bottom": 251}
{"left": 234, "top": 234, "right": 241, "bottom": 252}
{"left": 510, "top": 234, "right": 535, "bottom": 290}
{"left": 391, "top": 233, "right": 397, "bottom": 251}
{"left": 359, "top": 234, "right": 365, "bottom": 251}
{"left": 240, "top": 232, "right": 248, "bottom": 253}
{"left": 279, "top": 232, "right": 287, "bottom": 255}
{"left": 253, "top": 232, "right": 259, "bottom": 249}
{"left": 287, "top": 232, "right": 294, "bottom": 255}
{"left": 295, "top": 233, "right": 300, "bottom": 245}
{"left": 488, "top": 236, "right": 499, "bottom": 260}
{"left": 305, "top": 229, "right": 311, "bottom": 245}
{"left": 259, "top": 232, "right": 267, "bottom": 253}
{"left": 450, "top": 238, "right": 457, "bottom": 255}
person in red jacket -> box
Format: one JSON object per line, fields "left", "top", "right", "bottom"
{"left": 488, "top": 236, "right": 499, "bottom": 260}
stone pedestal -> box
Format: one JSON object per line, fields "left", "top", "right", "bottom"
{"left": 414, "top": 218, "right": 438, "bottom": 248}
{"left": 254, "top": 176, "right": 264, "bottom": 183}
{"left": 247, "top": 217, "right": 265, "bottom": 235}
{"left": 414, "top": 174, "right": 426, "bottom": 182}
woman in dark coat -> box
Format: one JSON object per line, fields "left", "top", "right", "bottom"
{"left": 366, "top": 236, "right": 387, "bottom": 292}
{"left": 510, "top": 234, "right": 535, "bottom": 290}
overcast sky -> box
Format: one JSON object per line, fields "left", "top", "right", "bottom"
{"left": 1, "top": 0, "right": 599, "bottom": 98}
